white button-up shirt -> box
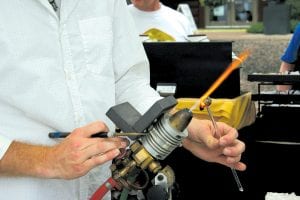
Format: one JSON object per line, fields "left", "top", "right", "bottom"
{"left": 0, "top": 0, "right": 160, "bottom": 199}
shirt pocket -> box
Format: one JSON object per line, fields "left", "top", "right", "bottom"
{"left": 79, "top": 17, "right": 113, "bottom": 76}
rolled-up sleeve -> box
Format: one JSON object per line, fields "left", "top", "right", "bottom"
{"left": 112, "top": 0, "right": 161, "bottom": 114}
{"left": 0, "top": 134, "right": 12, "bottom": 160}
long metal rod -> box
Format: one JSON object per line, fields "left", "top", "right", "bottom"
{"left": 205, "top": 98, "right": 244, "bottom": 192}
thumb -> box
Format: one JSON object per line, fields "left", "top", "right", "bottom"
{"left": 200, "top": 133, "right": 219, "bottom": 149}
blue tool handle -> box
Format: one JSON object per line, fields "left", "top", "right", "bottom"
{"left": 48, "top": 131, "right": 108, "bottom": 138}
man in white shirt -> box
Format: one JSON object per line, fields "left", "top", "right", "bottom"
{"left": 0, "top": 1, "right": 246, "bottom": 199}
{"left": 128, "top": 0, "right": 195, "bottom": 41}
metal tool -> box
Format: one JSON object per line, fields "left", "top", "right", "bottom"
{"left": 48, "top": 131, "right": 147, "bottom": 138}
{"left": 204, "top": 97, "right": 244, "bottom": 192}
{"left": 90, "top": 96, "right": 193, "bottom": 200}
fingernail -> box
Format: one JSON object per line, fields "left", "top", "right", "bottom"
{"left": 116, "top": 148, "right": 127, "bottom": 159}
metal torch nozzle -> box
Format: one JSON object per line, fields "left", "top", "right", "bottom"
{"left": 169, "top": 108, "right": 193, "bottom": 132}
{"left": 140, "top": 108, "right": 193, "bottom": 160}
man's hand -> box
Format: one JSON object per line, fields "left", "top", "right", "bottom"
{"left": 0, "top": 121, "right": 128, "bottom": 179}
{"left": 183, "top": 118, "right": 246, "bottom": 171}
{"left": 45, "top": 121, "right": 128, "bottom": 179}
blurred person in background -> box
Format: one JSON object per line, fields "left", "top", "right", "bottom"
{"left": 277, "top": 23, "right": 300, "bottom": 92}
{"left": 128, "top": 0, "right": 196, "bottom": 41}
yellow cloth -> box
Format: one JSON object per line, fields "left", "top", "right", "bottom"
{"left": 143, "top": 28, "right": 175, "bottom": 42}
{"left": 175, "top": 92, "right": 256, "bottom": 130}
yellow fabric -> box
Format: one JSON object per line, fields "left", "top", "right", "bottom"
{"left": 143, "top": 28, "right": 175, "bottom": 42}
{"left": 175, "top": 92, "right": 256, "bottom": 130}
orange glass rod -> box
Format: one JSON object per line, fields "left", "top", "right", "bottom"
{"left": 199, "top": 50, "right": 250, "bottom": 109}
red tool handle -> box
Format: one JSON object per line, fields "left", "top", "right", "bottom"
{"left": 90, "top": 177, "right": 117, "bottom": 200}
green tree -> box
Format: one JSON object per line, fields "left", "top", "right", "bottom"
{"left": 286, "top": 0, "right": 300, "bottom": 20}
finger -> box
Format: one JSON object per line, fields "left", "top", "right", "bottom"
{"left": 215, "top": 156, "right": 246, "bottom": 171}
{"left": 201, "top": 133, "right": 220, "bottom": 149}
{"left": 81, "top": 149, "right": 121, "bottom": 173}
{"left": 219, "top": 128, "right": 239, "bottom": 146}
{"left": 79, "top": 138, "right": 128, "bottom": 161}
{"left": 222, "top": 140, "right": 246, "bottom": 157}
{"left": 72, "top": 121, "right": 109, "bottom": 138}
{"left": 226, "top": 155, "right": 242, "bottom": 164}
{"left": 221, "top": 161, "right": 247, "bottom": 171}
{"left": 222, "top": 160, "right": 247, "bottom": 171}
{"left": 232, "top": 162, "right": 247, "bottom": 171}
{"left": 183, "top": 138, "right": 222, "bottom": 161}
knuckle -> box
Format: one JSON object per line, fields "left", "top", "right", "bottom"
{"left": 70, "top": 140, "right": 82, "bottom": 149}
{"left": 94, "top": 121, "right": 106, "bottom": 130}
{"left": 70, "top": 151, "right": 81, "bottom": 161}
{"left": 72, "top": 164, "right": 85, "bottom": 175}
{"left": 72, "top": 128, "right": 82, "bottom": 135}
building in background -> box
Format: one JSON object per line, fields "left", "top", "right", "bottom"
{"left": 161, "top": 0, "right": 290, "bottom": 29}
{"left": 204, "top": 0, "right": 257, "bottom": 28}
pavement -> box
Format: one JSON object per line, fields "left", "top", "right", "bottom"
{"left": 197, "top": 28, "right": 292, "bottom": 40}
{"left": 195, "top": 29, "right": 293, "bottom": 94}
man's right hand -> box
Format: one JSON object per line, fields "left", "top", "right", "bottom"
{"left": 0, "top": 121, "right": 128, "bottom": 179}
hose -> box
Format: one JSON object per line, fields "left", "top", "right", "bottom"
{"left": 90, "top": 177, "right": 117, "bottom": 200}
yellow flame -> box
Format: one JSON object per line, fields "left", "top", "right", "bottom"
{"left": 197, "top": 50, "right": 251, "bottom": 109}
